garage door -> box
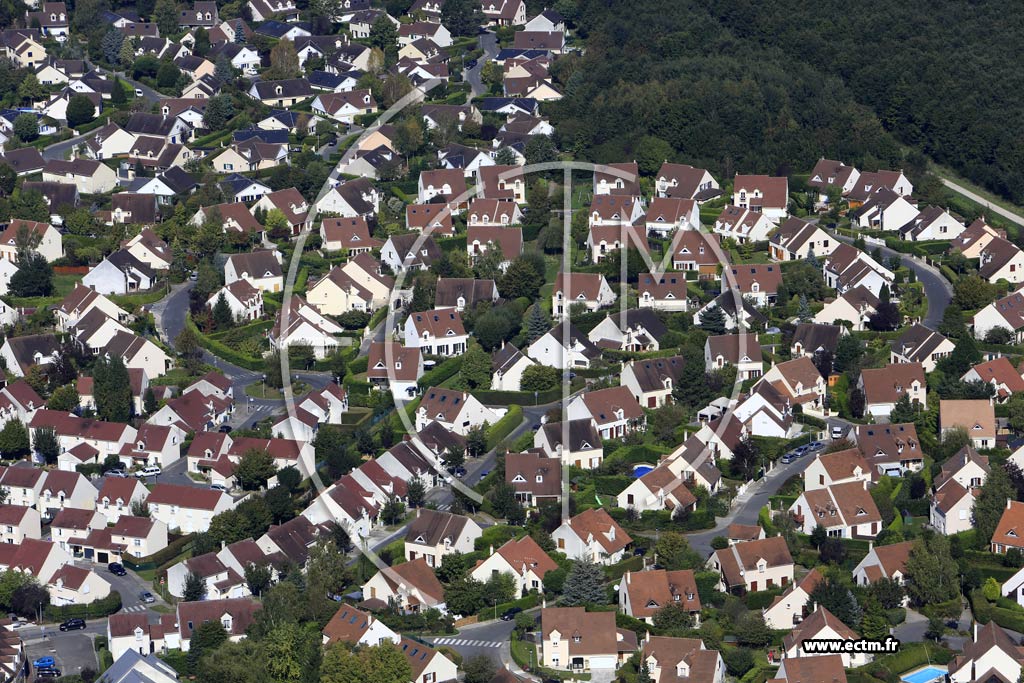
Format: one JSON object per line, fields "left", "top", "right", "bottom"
{"left": 589, "top": 656, "right": 616, "bottom": 670}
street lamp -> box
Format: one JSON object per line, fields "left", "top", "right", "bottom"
{"left": 493, "top": 598, "right": 497, "bottom": 621}
{"left": 261, "top": 374, "right": 266, "bottom": 398}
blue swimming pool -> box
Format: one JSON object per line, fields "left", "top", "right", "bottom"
{"left": 632, "top": 464, "right": 654, "bottom": 478}
{"left": 901, "top": 666, "right": 947, "bottom": 683}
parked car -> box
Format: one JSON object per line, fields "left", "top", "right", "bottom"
{"left": 36, "top": 668, "right": 61, "bottom": 678}
{"left": 105, "top": 469, "right": 129, "bottom": 478}
{"left": 136, "top": 466, "right": 161, "bottom": 478}
{"left": 781, "top": 453, "right": 794, "bottom": 464}
{"left": 108, "top": 562, "right": 127, "bottom": 576}
{"left": 466, "top": 59, "right": 478, "bottom": 68}
{"left": 32, "top": 657, "right": 54, "bottom": 668}
{"left": 831, "top": 426, "right": 844, "bottom": 439}
{"left": 809, "top": 441, "right": 823, "bottom": 450}
{"left": 478, "top": 470, "right": 489, "bottom": 481}
{"left": 139, "top": 591, "right": 156, "bottom": 604}
{"left": 59, "top": 618, "right": 86, "bottom": 631}
{"left": 210, "top": 483, "right": 229, "bottom": 493}
{"left": 632, "top": 547, "right": 646, "bottom": 557}
{"left": 218, "top": 425, "right": 233, "bottom": 434}
{"left": 500, "top": 607, "right": 522, "bottom": 621}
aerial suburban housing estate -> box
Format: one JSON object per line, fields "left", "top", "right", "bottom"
{"left": 0, "top": 2, "right": 1019, "bottom": 683}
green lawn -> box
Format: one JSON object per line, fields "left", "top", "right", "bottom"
{"left": 244, "top": 381, "right": 309, "bottom": 399}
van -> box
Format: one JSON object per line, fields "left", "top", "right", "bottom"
{"left": 831, "top": 426, "right": 844, "bottom": 440}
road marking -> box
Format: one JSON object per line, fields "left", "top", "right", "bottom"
{"left": 433, "top": 638, "right": 500, "bottom": 648}
{"left": 122, "top": 605, "right": 146, "bottom": 613}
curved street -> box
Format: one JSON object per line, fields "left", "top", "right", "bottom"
{"left": 828, "top": 229, "right": 953, "bottom": 328}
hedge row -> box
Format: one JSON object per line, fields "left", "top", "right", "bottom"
{"left": 474, "top": 592, "right": 540, "bottom": 621}
{"left": 417, "top": 356, "right": 462, "bottom": 389}
{"left": 471, "top": 381, "right": 581, "bottom": 406}
{"left": 46, "top": 591, "right": 122, "bottom": 622}
{"left": 348, "top": 355, "right": 369, "bottom": 375}
{"left": 123, "top": 533, "right": 194, "bottom": 572}
{"left": 487, "top": 405, "right": 523, "bottom": 450}
{"left": 186, "top": 315, "right": 264, "bottom": 371}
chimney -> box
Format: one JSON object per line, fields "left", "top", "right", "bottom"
{"left": 625, "top": 571, "right": 630, "bottom": 585}
{"left": 974, "top": 622, "right": 978, "bottom": 642}
{"left": 1010, "top": 498, "right": 1014, "bottom": 510}
{"left": 416, "top": 507, "right": 421, "bottom": 518}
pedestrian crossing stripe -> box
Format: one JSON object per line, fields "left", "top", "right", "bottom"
{"left": 122, "top": 605, "right": 147, "bottom": 613}
{"left": 430, "top": 638, "right": 500, "bottom": 648}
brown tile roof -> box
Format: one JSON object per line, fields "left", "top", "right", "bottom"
{"left": 405, "top": 509, "right": 472, "bottom": 547}
{"left": 622, "top": 569, "right": 700, "bottom": 619}
{"left": 322, "top": 603, "right": 378, "bottom": 645}
{"left": 777, "top": 654, "right": 847, "bottom": 683}
{"left": 799, "top": 481, "right": 881, "bottom": 530}
{"left": 815, "top": 448, "right": 870, "bottom": 482}
{"left": 860, "top": 363, "right": 925, "bottom": 405}
{"left": 367, "top": 342, "right": 421, "bottom": 383}
{"left": 177, "top": 598, "right": 261, "bottom": 639}
{"left": 147, "top": 483, "right": 226, "bottom": 510}
{"left": 380, "top": 557, "right": 444, "bottom": 603}
{"left": 643, "top": 636, "right": 720, "bottom": 683}
{"left": 871, "top": 541, "right": 913, "bottom": 578}
{"left": 992, "top": 500, "right": 1024, "bottom": 550}
{"left": 541, "top": 607, "right": 617, "bottom": 656}
{"left": 726, "top": 524, "right": 763, "bottom": 542}
{"left": 467, "top": 225, "right": 523, "bottom": 257}
{"left": 727, "top": 263, "right": 782, "bottom": 295}
{"left": 579, "top": 385, "right": 644, "bottom": 425}
{"left": 505, "top": 451, "right": 561, "bottom": 499}
{"left": 111, "top": 515, "right": 155, "bottom": 538}
{"left": 940, "top": 399, "right": 996, "bottom": 439}
{"left": 935, "top": 445, "right": 990, "bottom": 489}
{"left": 656, "top": 162, "right": 714, "bottom": 199}
{"left": 968, "top": 357, "right": 1024, "bottom": 395}
{"left": 406, "top": 203, "right": 454, "bottom": 233}
{"left": 562, "top": 508, "right": 631, "bottom": 554}
{"left": 712, "top": 536, "right": 792, "bottom": 588}
{"left": 733, "top": 174, "right": 788, "bottom": 209}
{"left": 408, "top": 308, "right": 466, "bottom": 338}
{"left": 492, "top": 535, "right": 557, "bottom": 579}
{"left": 553, "top": 271, "right": 609, "bottom": 301}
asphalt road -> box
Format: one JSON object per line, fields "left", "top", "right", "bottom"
{"left": 940, "top": 177, "right": 1024, "bottom": 228}
{"left": 828, "top": 229, "right": 953, "bottom": 328}
{"left": 23, "top": 626, "right": 100, "bottom": 679}
{"left": 150, "top": 281, "right": 332, "bottom": 427}
{"left": 686, "top": 449, "right": 817, "bottom": 556}
{"left": 466, "top": 31, "right": 499, "bottom": 97}
{"left": 429, "top": 618, "right": 515, "bottom": 664}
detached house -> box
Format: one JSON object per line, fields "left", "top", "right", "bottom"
{"left": 783, "top": 606, "right": 867, "bottom": 668}
{"left": 552, "top": 508, "right": 632, "bottom": 565}
{"left": 707, "top": 536, "right": 794, "bottom": 594}
{"left": 655, "top": 162, "right": 719, "bottom": 201}
{"left": 852, "top": 541, "right": 912, "bottom": 592}
{"left": 941, "top": 399, "right": 996, "bottom": 450}
{"left": 762, "top": 568, "right": 824, "bottom": 629}
{"left": 505, "top": 450, "right": 561, "bottom": 507}
{"left": 789, "top": 481, "right": 882, "bottom": 539}
{"left": 615, "top": 464, "right": 697, "bottom": 515}
{"left": 858, "top": 363, "right": 926, "bottom": 420}
{"left": 619, "top": 569, "right": 701, "bottom": 626}
{"left": 403, "top": 509, "right": 481, "bottom": 568}
{"left": 469, "top": 535, "right": 557, "bottom": 597}
{"left": 620, "top": 356, "right": 685, "bottom": 408}
{"left": 248, "top": 78, "right": 313, "bottom": 107}
{"left": 769, "top": 217, "right": 835, "bottom": 261}
{"left": 403, "top": 308, "right": 468, "bottom": 357}
{"left": 552, "top": 271, "right": 616, "bottom": 317}
{"left": 146, "top": 483, "right": 233, "bottom": 533}
{"left": 973, "top": 288, "right": 1024, "bottom": 343}
{"left": 713, "top": 205, "right": 774, "bottom": 244}
{"left": 311, "top": 89, "right": 376, "bottom": 124}
{"left": 756, "top": 357, "right": 826, "bottom": 416}
{"left": 540, "top": 608, "right": 623, "bottom": 675}
{"left": 0, "top": 218, "right": 63, "bottom": 263}
{"left": 637, "top": 272, "right": 691, "bottom": 312}
{"left": 366, "top": 341, "right": 422, "bottom": 399}
{"left": 732, "top": 174, "right": 788, "bottom": 222}
{"left": 947, "top": 622, "right": 1023, "bottom": 683}
{"left": 993, "top": 500, "right": 1024, "bottom": 555}
{"left": 803, "top": 448, "right": 871, "bottom": 492}
{"left": 807, "top": 158, "right": 860, "bottom": 204}
{"left": 979, "top": 237, "right": 1024, "bottom": 285}
{"left": 704, "top": 334, "right": 764, "bottom": 381}
{"left": 414, "top": 387, "right": 499, "bottom": 436}
{"left": 890, "top": 324, "right": 954, "bottom": 372}
{"left": 535, "top": 419, "right": 603, "bottom": 469}
{"left": 963, "top": 357, "right": 1024, "bottom": 401}
{"left": 361, "top": 557, "right": 446, "bottom": 613}
{"left": 224, "top": 251, "right": 283, "bottom": 293}
{"left": 567, "top": 385, "right": 645, "bottom": 440}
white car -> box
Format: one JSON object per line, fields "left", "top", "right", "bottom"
{"left": 136, "top": 466, "right": 161, "bottom": 478}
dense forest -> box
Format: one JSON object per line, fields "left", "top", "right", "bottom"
{"left": 549, "top": 0, "right": 1024, "bottom": 204}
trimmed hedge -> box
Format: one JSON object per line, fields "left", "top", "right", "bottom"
{"left": 471, "top": 379, "right": 584, "bottom": 406}
{"left": 474, "top": 592, "right": 540, "bottom": 621}
{"left": 487, "top": 405, "right": 523, "bottom": 450}
{"left": 417, "top": 356, "right": 462, "bottom": 389}
{"left": 348, "top": 355, "right": 369, "bottom": 374}
{"left": 123, "top": 533, "right": 193, "bottom": 572}
{"left": 46, "top": 591, "right": 122, "bottom": 622}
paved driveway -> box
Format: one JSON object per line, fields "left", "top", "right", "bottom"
{"left": 23, "top": 627, "right": 99, "bottom": 679}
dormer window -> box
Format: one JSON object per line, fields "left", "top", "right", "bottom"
{"left": 573, "top": 635, "right": 581, "bottom": 643}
